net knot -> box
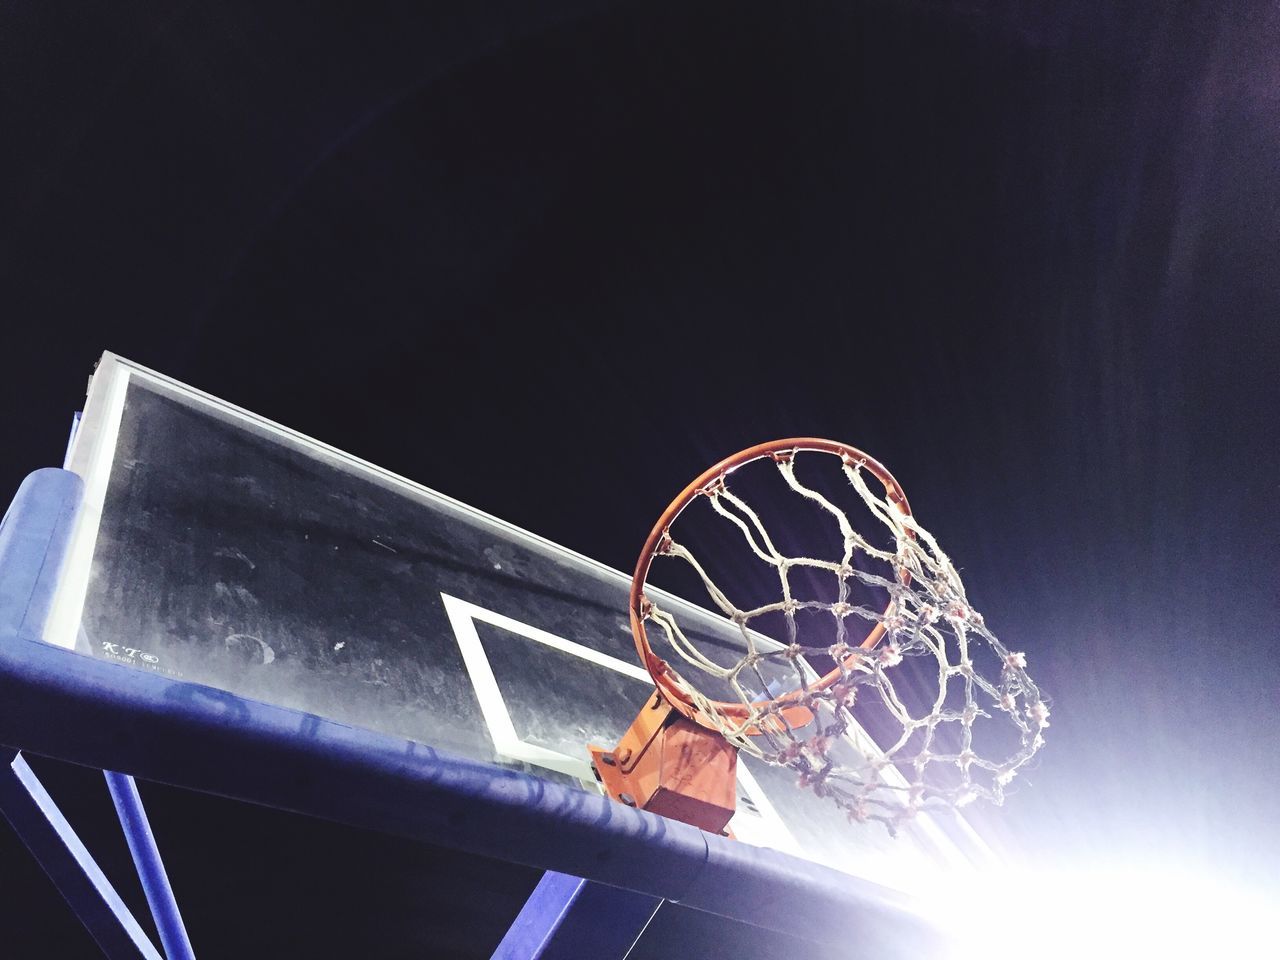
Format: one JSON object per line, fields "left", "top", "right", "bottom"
{"left": 699, "top": 477, "right": 726, "bottom": 498}
{"left": 797, "top": 764, "right": 832, "bottom": 795}
{"left": 776, "top": 741, "right": 805, "bottom": 764}
{"left": 1027, "top": 701, "right": 1051, "bottom": 727}
{"left": 907, "top": 784, "right": 925, "bottom": 807}
{"left": 878, "top": 642, "right": 903, "bottom": 668}
{"left": 830, "top": 680, "right": 857, "bottom": 708}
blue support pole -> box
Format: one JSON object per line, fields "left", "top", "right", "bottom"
{"left": 493, "top": 871, "right": 660, "bottom": 960}
{"left": 104, "top": 772, "right": 196, "bottom": 960}
{"left": 0, "top": 748, "right": 163, "bottom": 960}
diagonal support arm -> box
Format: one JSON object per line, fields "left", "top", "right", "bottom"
{"left": 0, "top": 749, "right": 164, "bottom": 960}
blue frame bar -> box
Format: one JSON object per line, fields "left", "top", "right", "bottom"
{"left": 493, "top": 872, "right": 660, "bottom": 960}
{"left": 0, "top": 748, "right": 163, "bottom": 960}
{"left": 0, "top": 468, "right": 948, "bottom": 953}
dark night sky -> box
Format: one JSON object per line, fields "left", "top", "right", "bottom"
{"left": 2, "top": 2, "right": 1277, "bottom": 957}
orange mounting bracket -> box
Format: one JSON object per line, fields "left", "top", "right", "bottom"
{"left": 589, "top": 690, "right": 738, "bottom": 836}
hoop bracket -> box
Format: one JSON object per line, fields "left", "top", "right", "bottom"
{"left": 589, "top": 691, "right": 738, "bottom": 836}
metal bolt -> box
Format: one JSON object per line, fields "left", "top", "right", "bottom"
{"left": 619, "top": 793, "right": 636, "bottom": 807}
{"left": 600, "top": 753, "right": 616, "bottom": 766}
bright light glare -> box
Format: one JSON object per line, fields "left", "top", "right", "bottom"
{"left": 921, "top": 863, "right": 1269, "bottom": 960}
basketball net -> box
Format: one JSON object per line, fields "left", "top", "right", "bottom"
{"left": 635, "top": 443, "right": 1048, "bottom": 832}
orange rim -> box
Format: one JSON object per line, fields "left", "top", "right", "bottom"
{"left": 630, "top": 438, "right": 914, "bottom": 732}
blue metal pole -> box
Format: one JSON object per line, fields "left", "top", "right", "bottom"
{"left": 493, "top": 871, "right": 660, "bottom": 960}
{"left": 104, "top": 772, "right": 196, "bottom": 960}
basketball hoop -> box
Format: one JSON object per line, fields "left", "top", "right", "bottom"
{"left": 592, "top": 438, "right": 1048, "bottom": 834}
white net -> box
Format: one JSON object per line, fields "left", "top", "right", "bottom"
{"left": 639, "top": 448, "right": 1048, "bottom": 832}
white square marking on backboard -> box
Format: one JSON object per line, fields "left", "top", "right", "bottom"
{"left": 441, "top": 593, "right": 801, "bottom": 854}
